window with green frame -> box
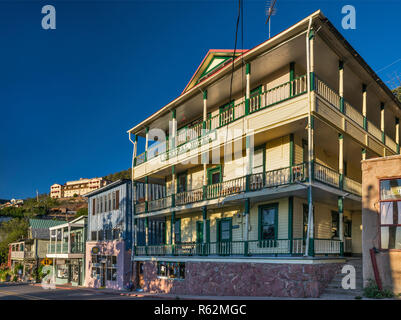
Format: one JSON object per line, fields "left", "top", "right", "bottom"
{"left": 331, "top": 211, "right": 339, "bottom": 239}
{"left": 207, "top": 166, "right": 222, "bottom": 185}
{"left": 174, "top": 218, "right": 181, "bottom": 244}
{"left": 217, "top": 218, "right": 232, "bottom": 242}
{"left": 302, "top": 204, "right": 315, "bottom": 243}
{"left": 196, "top": 220, "right": 210, "bottom": 243}
{"left": 258, "top": 203, "right": 278, "bottom": 241}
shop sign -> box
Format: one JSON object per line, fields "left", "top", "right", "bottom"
{"left": 91, "top": 246, "right": 100, "bottom": 254}
{"left": 41, "top": 258, "right": 53, "bottom": 266}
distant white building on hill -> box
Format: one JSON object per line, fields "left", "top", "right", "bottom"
{"left": 50, "top": 177, "right": 110, "bottom": 199}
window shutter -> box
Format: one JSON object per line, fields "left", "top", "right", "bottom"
{"left": 116, "top": 190, "right": 120, "bottom": 209}
{"left": 92, "top": 198, "right": 96, "bottom": 215}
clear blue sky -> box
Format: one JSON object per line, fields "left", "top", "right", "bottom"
{"left": 0, "top": 0, "right": 400, "bottom": 199}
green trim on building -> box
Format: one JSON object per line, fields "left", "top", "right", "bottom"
{"left": 207, "top": 165, "right": 222, "bottom": 185}
{"left": 288, "top": 196, "right": 293, "bottom": 253}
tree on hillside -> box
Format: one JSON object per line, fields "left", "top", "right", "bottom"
{"left": 0, "top": 218, "right": 29, "bottom": 264}
{"left": 393, "top": 86, "right": 401, "bottom": 102}
{"left": 104, "top": 168, "right": 132, "bottom": 182}
{"left": 75, "top": 207, "right": 88, "bottom": 218}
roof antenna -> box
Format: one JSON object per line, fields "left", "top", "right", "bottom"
{"left": 265, "top": 0, "right": 277, "bottom": 39}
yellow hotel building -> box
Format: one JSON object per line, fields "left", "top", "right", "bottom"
{"left": 127, "top": 11, "right": 401, "bottom": 297}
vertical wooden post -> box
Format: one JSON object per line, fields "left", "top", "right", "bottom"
{"left": 381, "top": 103, "right": 385, "bottom": 143}
{"left": 171, "top": 165, "right": 176, "bottom": 207}
{"left": 362, "top": 84, "right": 367, "bottom": 130}
{"left": 290, "top": 62, "right": 295, "bottom": 96}
{"left": 396, "top": 117, "right": 400, "bottom": 154}
{"left": 338, "top": 196, "right": 344, "bottom": 256}
{"left": 362, "top": 148, "right": 366, "bottom": 161}
{"left": 339, "top": 60, "right": 344, "bottom": 113}
{"left": 202, "top": 206, "right": 207, "bottom": 245}
{"left": 145, "top": 127, "right": 149, "bottom": 162}
{"left": 245, "top": 63, "right": 251, "bottom": 115}
{"left": 244, "top": 198, "right": 250, "bottom": 256}
{"left": 202, "top": 90, "right": 208, "bottom": 198}
{"left": 288, "top": 196, "right": 293, "bottom": 255}
{"left": 145, "top": 176, "right": 149, "bottom": 213}
{"left": 339, "top": 133, "right": 344, "bottom": 190}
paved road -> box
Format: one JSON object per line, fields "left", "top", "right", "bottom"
{"left": 0, "top": 283, "right": 156, "bottom": 300}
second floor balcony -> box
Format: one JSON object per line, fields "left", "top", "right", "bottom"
{"left": 47, "top": 242, "right": 84, "bottom": 255}
{"left": 134, "top": 161, "right": 361, "bottom": 216}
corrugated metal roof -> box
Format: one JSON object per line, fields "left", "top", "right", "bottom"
{"left": 29, "top": 219, "right": 65, "bottom": 230}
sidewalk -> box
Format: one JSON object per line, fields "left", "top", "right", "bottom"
{"left": 28, "top": 283, "right": 399, "bottom": 300}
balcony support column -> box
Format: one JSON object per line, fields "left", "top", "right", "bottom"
{"left": 171, "top": 109, "right": 177, "bottom": 151}
{"left": 170, "top": 212, "right": 175, "bottom": 246}
{"left": 396, "top": 117, "right": 400, "bottom": 154}
{"left": 145, "top": 127, "right": 149, "bottom": 162}
{"left": 202, "top": 206, "right": 207, "bottom": 245}
{"left": 172, "top": 165, "right": 176, "bottom": 207}
{"left": 362, "top": 148, "right": 366, "bottom": 161}
{"left": 289, "top": 62, "right": 295, "bottom": 96}
{"left": 339, "top": 133, "right": 344, "bottom": 190}
{"left": 339, "top": 60, "right": 344, "bottom": 113}
{"left": 245, "top": 134, "right": 254, "bottom": 191}
{"left": 245, "top": 63, "right": 251, "bottom": 115}
{"left": 145, "top": 176, "right": 149, "bottom": 213}
{"left": 289, "top": 133, "right": 294, "bottom": 183}
{"left": 362, "top": 84, "right": 367, "bottom": 130}
{"left": 381, "top": 103, "right": 385, "bottom": 143}
{"left": 202, "top": 90, "right": 208, "bottom": 197}
{"left": 145, "top": 217, "right": 149, "bottom": 247}
{"left": 67, "top": 225, "right": 71, "bottom": 254}
{"left": 338, "top": 196, "right": 344, "bottom": 256}
{"left": 305, "top": 23, "right": 315, "bottom": 257}
{"left": 244, "top": 198, "right": 250, "bottom": 256}
{"left": 288, "top": 196, "right": 293, "bottom": 255}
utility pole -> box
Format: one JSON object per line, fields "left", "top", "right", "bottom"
{"left": 36, "top": 189, "right": 39, "bottom": 202}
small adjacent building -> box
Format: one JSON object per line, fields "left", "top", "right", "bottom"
{"left": 362, "top": 155, "right": 401, "bottom": 294}
{"left": 8, "top": 219, "right": 65, "bottom": 281}
{"left": 84, "top": 180, "right": 133, "bottom": 290}
{"left": 46, "top": 216, "right": 87, "bottom": 286}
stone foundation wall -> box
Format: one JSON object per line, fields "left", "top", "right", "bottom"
{"left": 136, "top": 260, "right": 342, "bottom": 298}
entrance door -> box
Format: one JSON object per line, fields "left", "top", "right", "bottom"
{"left": 136, "top": 262, "right": 144, "bottom": 289}
{"left": 207, "top": 166, "right": 222, "bottom": 198}
{"left": 217, "top": 218, "right": 232, "bottom": 255}
{"left": 101, "top": 263, "right": 106, "bottom": 287}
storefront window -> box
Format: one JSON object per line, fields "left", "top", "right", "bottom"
{"left": 156, "top": 262, "right": 185, "bottom": 279}
{"left": 57, "top": 265, "right": 69, "bottom": 279}
{"left": 380, "top": 179, "right": 401, "bottom": 250}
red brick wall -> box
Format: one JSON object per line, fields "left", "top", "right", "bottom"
{"left": 136, "top": 260, "right": 341, "bottom": 298}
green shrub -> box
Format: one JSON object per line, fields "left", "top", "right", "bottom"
{"left": 12, "top": 275, "right": 18, "bottom": 282}
{"left": 363, "top": 279, "right": 394, "bottom": 299}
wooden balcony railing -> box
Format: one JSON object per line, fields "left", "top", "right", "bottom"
{"left": 148, "top": 196, "right": 172, "bottom": 212}
{"left": 315, "top": 76, "right": 398, "bottom": 152}
{"left": 134, "top": 238, "right": 342, "bottom": 257}
{"left": 47, "top": 242, "right": 84, "bottom": 254}
{"left": 314, "top": 162, "right": 340, "bottom": 188}
{"left": 343, "top": 176, "right": 362, "bottom": 195}
{"left": 176, "top": 188, "right": 204, "bottom": 206}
